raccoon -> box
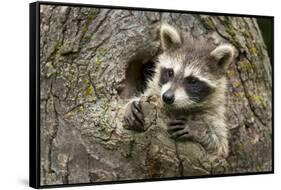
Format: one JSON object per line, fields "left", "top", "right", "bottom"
{"left": 124, "top": 24, "right": 235, "bottom": 158}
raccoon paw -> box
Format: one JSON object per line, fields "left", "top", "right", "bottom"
{"left": 124, "top": 100, "right": 145, "bottom": 132}
{"left": 167, "top": 119, "right": 194, "bottom": 141}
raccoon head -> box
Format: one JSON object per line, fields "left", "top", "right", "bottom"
{"left": 157, "top": 24, "right": 235, "bottom": 110}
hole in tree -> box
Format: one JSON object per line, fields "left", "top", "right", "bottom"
{"left": 119, "top": 54, "right": 156, "bottom": 99}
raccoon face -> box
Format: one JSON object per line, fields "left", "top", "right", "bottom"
{"left": 157, "top": 24, "right": 234, "bottom": 109}
{"left": 159, "top": 67, "right": 212, "bottom": 104}
{"left": 158, "top": 58, "right": 214, "bottom": 109}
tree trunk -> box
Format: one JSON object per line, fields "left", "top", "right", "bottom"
{"left": 39, "top": 5, "right": 272, "bottom": 185}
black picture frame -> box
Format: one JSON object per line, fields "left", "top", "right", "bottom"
{"left": 30, "top": 1, "right": 274, "bottom": 189}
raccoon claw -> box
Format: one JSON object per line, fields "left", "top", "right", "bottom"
{"left": 124, "top": 100, "right": 144, "bottom": 131}
{"left": 167, "top": 119, "right": 186, "bottom": 128}
{"left": 169, "top": 128, "right": 193, "bottom": 141}
{"left": 167, "top": 119, "right": 193, "bottom": 141}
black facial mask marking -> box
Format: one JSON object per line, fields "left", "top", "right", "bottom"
{"left": 183, "top": 76, "right": 211, "bottom": 102}
{"left": 159, "top": 67, "right": 174, "bottom": 86}
{"left": 158, "top": 65, "right": 212, "bottom": 103}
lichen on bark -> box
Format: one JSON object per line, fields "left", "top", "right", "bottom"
{"left": 40, "top": 5, "right": 272, "bottom": 185}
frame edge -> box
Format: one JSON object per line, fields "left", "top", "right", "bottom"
{"left": 29, "top": 1, "right": 40, "bottom": 189}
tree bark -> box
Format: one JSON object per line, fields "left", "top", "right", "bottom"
{"left": 40, "top": 5, "right": 272, "bottom": 185}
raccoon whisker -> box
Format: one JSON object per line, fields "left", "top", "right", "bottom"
{"left": 145, "top": 67, "right": 155, "bottom": 71}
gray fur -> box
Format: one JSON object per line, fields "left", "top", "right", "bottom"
{"left": 124, "top": 24, "right": 235, "bottom": 159}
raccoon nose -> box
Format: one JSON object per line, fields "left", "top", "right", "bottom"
{"left": 162, "top": 91, "right": 175, "bottom": 104}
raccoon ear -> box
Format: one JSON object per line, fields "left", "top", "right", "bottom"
{"left": 160, "top": 24, "right": 182, "bottom": 51}
{"left": 210, "top": 44, "right": 235, "bottom": 68}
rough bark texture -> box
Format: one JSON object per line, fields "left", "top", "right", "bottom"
{"left": 40, "top": 5, "right": 272, "bottom": 185}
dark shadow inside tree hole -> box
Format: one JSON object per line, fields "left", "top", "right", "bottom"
{"left": 119, "top": 55, "right": 156, "bottom": 98}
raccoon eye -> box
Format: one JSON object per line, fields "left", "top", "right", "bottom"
{"left": 167, "top": 69, "right": 174, "bottom": 78}
{"left": 190, "top": 78, "right": 198, "bottom": 84}
{"left": 185, "top": 76, "right": 199, "bottom": 84}
{"left": 159, "top": 68, "right": 174, "bottom": 85}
